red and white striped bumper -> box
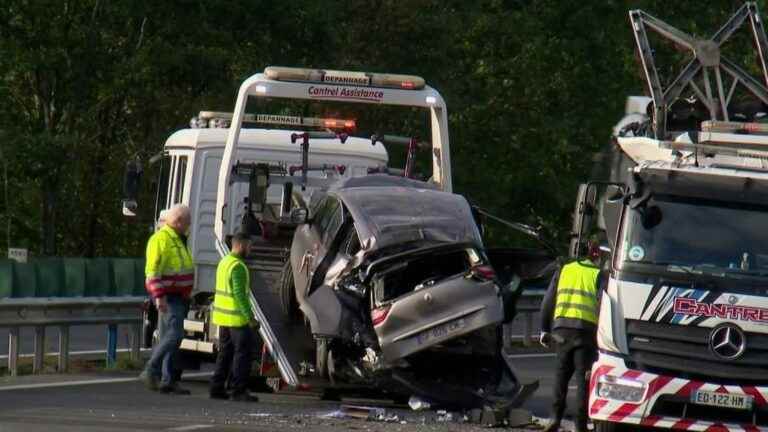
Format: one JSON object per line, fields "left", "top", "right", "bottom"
{"left": 589, "top": 353, "right": 768, "bottom": 431}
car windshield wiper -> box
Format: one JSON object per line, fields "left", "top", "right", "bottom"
{"left": 686, "top": 264, "right": 758, "bottom": 279}
{"left": 721, "top": 268, "right": 768, "bottom": 277}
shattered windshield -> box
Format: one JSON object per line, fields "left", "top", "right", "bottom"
{"left": 618, "top": 194, "right": 768, "bottom": 278}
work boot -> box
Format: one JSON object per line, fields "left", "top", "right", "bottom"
{"left": 231, "top": 392, "right": 259, "bottom": 402}
{"left": 575, "top": 418, "right": 590, "bottom": 432}
{"left": 139, "top": 371, "right": 159, "bottom": 392}
{"left": 209, "top": 388, "right": 229, "bottom": 400}
{"left": 542, "top": 418, "right": 562, "bottom": 432}
{"left": 159, "top": 383, "right": 191, "bottom": 395}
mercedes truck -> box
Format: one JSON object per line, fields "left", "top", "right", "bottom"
{"left": 573, "top": 3, "right": 768, "bottom": 431}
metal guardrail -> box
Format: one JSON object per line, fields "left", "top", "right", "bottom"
{"left": 0, "top": 296, "right": 145, "bottom": 376}
{"left": 515, "top": 290, "right": 545, "bottom": 347}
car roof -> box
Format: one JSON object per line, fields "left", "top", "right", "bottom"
{"left": 331, "top": 176, "right": 482, "bottom": 252}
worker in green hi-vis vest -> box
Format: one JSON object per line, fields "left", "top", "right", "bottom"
{"left": 539, "top": 240, "right": 605, "bottom": 432}
{"left": 209, "top": 232, "right": 260, "bottom": 402}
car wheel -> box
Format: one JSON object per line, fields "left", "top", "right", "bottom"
{"left": 316, "top": 338, "right": 328, "bottom": 379}
{"left": 279, "top": 261, "right": 300, "bottom": 321}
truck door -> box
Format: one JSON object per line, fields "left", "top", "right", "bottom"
{"left": 570, "top": 182, "right": 625, "bottom": 259}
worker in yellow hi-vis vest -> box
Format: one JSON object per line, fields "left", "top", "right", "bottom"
{"left": 539, "top": 241, "right": 605, "bottom": 432}
{"left": 209, "top": 232, "right": 260, "bottom": 402}
{"left": 140, "top": 204, "right": 194, "bottom": 395}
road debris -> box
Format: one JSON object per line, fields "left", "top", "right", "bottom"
{"left": 407, "top": 395, "right": 432, "bottom": 411}
{"left": 298, "top": 361, "right": 315, "bottom": 377}
{"left": 322, "top": 405, "right": 401, "bottom": 423}
{"left": 436, "top": 410, "right": 453, "bottom": 422}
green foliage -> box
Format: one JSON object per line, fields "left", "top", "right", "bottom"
{"left": 0, "top": 0, "right": 764, "bottom": 256}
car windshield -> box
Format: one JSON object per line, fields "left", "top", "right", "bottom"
{"left": 618, "top": 194, "right": 768, "bottom": 278}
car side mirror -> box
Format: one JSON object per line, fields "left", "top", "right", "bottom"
{"left": 291, "top": 208, "right": 309, "bottom": 224}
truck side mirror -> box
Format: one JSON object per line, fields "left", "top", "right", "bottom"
{"left": 280, "top": 182, "right": 294, "bottom": 217}
{"left": 249, "top": 165, "right": 269, "bottom": 213}
{"left": 569, "top": 183, "right": 597, "bottom": 258}
{"left": 122, "top": 158, "right": 142, "bottom": 217}
{"left": 600, "top": 184, "right": 625, "bottom": 250}
{"left": 640, "top": 205, "right": 663, "bottom": 229}
{"left": 291, "top": 208, "right": 309, "bottom": 224}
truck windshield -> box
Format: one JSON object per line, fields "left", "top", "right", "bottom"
{"left": 618, "top": 194, "right": 768, "bottom": 277}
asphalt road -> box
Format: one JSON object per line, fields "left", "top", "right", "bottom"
{"left": 0, "top": 352, "right": 575, "bottom": 432}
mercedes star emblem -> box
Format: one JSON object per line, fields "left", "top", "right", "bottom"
{"left": 709, "top": 325, "right": 747, "bottom": 360}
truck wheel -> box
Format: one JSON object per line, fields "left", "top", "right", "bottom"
{"left": 316, "top": 338, "right": 328, "bottom": 379}
{"left": 594, "top": 420, "right": 622, "bottom": 432}
{"left": 279, "top": 261, "right": 300, "bottom": 321}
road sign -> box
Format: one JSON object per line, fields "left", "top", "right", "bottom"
{"left": 7, "top": 248, "right": 27, "bottom": 263}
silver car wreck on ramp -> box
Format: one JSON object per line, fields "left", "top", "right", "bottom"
{"left": 280, "top": 175, "right": 545, "bottom": 407}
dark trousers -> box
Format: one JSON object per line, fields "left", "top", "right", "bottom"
{"left": 551, "top": 327, "right": 597, "bottom": 429}
{"left": 210, "top": 326, "right": 254, "bottom": 395}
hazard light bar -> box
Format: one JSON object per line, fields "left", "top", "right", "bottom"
{"left": 264, "top": 66, "right": 426, "bottom": 90}
{"left": 191, "top": 112, "right": 356, "bottom": 130}
{"left": 701, "top": 120, "right": 768, "bottom": 135}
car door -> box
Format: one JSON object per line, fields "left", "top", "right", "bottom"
{"left": 291, "top": 196, "right": 344, "bottom": 302}
{"left": 307, "top": 196, "right": 345, "bottom": 288}
{"left": 291, "top": 197, "right": 327, "bottom": 303}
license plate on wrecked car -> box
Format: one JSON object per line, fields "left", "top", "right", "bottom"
{"left": 691, "top": 390, "right": 753, "bottom": 410}
{"left": 415, "top": 318, "right": 466, "bottom": 345}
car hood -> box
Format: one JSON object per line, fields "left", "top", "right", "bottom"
{"left": 336, "top": 186, "right": 482, "bottom": 252}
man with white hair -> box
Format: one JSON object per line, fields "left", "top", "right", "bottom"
{"left": 156, "top": 209, "right": 169, "bottom": 229}
{"left": 140, "top": 204, "right": 194, "bottom": 395}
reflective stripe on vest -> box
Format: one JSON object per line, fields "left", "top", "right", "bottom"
{"left": 145, "top": 226, "right": 194, "bottom": 298}
{"left": 554, "top": 260, "right": 599, "bottom": 324}
{"left": 212, "top": 254, "right": 250, "bottom": 327}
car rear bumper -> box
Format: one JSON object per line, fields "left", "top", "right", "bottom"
{"left": 589, "top": 352, "right": 768, "bottom": 431}
{"left": 379, "top": 297, "right": 503, "bottom": 362}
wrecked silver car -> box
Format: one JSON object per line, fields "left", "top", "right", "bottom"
{"left": 279, "top": 174, "right": 550, "bottom": 407}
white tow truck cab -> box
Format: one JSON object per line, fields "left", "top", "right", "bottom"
{"left": 123, "top": 66, "right": 452, "bottom": 385}
{"left": 572, "top": 4, "right": 768, "bottom": 431}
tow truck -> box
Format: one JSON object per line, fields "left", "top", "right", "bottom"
{"left": 122, "top": 66, "right": 453, "bottom": 387}
{"left": 571, "top": 3, "right": 768, "bottom": 431}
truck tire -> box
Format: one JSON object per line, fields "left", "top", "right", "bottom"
{"left": 594, "top": 420, "right": 622, "bottom": 432}
{"left": 279, "top": 261, "right": 300, "bottom": 321}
